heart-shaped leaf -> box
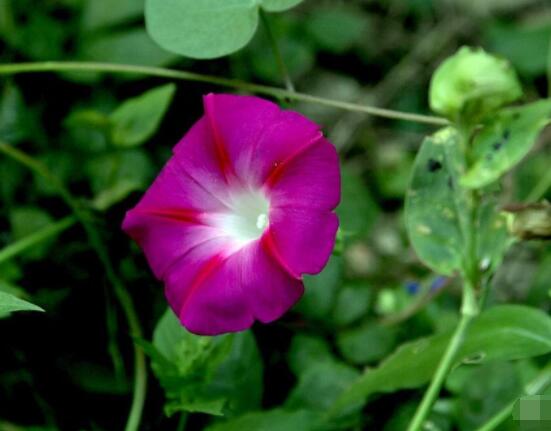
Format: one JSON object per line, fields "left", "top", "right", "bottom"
{"left": 145, "top": 0, "right": 304, "bottom": 59}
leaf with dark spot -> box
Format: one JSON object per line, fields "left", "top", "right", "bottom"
{"left": 427, "top": 158, "right": 442, "bottom": 173}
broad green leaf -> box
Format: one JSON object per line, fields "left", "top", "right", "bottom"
{"left": 337, "top": 166, "right": 379, "bottom": 240}
{"left": 82, "top": 0, "right": 143, "bottom": 30}
{"left": 86, "top": 149, "right": 154, "bottom": 208}
{"left": 285, "top": 361, "right": 362, "bottom": 429}
{"left": 461, "top": 100, "right": 551, "bottom": 189}
{"left": 450, "top": 362, "right": 522, "bottom": 430}
{"left": 10, "top": 207, "right": 54, "bottom": 261}
{"left": 261, "top": 0, "right": 304, "bottom": 12}
{"left": 206, "top": 409, "right": 320, "bottom": 431}
{"left": 306, "top": 7, "right": 368, "bottom": 54}
{"left": 336, "top": 322, "right": 397, "bottom": 365}
{"left": 297, "top": 256, "right": 342, "bottom": 321}
{"left": 287, "top": 334, "right": 334, "bottom": 377}
{"left": 405, "top": 127, "right": 470, "bottom": 275}
{"left": 146, "top": 0, "right": 259, "bottom": 59}
{"left": 331, "top": 305, "right": 551, "bottom": 415}
{"left": 150, "top": 309, "right": 263, "bottom": 417}
{"left": 110, "top": 83, "right": 176, "bottom": 147}
{"left": 485, "top": 21, "right": 551, "bottom": 77}
{"left": 79, "top": 29, "right": 177, "bottom": 66}
{"left": 331, "top": 283, "right": 371, "bottom": 327}
{"left": 146, "top": 0, "right": 304, "bottom": 59}
{"left": 0, "top": 291, "right": 44, "bottom": 316}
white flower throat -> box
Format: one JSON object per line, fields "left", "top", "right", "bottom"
{"left": 214, "top": 189, "right": 270, "bottom": 246}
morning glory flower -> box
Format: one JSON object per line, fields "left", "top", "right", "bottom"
{"left": 122, "top": 94, "right": 340, "bottom": 335}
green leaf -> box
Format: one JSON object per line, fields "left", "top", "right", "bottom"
{"left": 206, "top": 409, "right": 320, "bottom": 431}
{"left": 0, "top": 291, "right": 44, "bottom": 316}
{"left": 261, "top": 0, "right": 304, "bottom": 12}
{"left": 405, "top": 127, "right": 470, "bottom": 275}
{"left": 150, "top": 309, "right": 263, "bottom": 417}
{"left": 337, "top": 166, "right": 380, "bottom": 240}
{"left": 285, "top": 362, "right": 362, "bottom": 428}
{"left": 306, "top": 7, "right": 368, "bottom": 54}
{"left": 10, "top": 207, "right": 54, "bottom": 261}
{"left": 110, "top": 83, "right": 176, "bottom": 147}
{"left": 485, "top": 21, "right": 551, "bottom": 77}
{"left": 146, "top": 0, "right": 259, "bottom": 59}
{"left": 86, "top": 149, "right": 154, "bottom": 209}
{"left": 331, "top": 283, "right": 371, "bottom": 327}
{"left": 296, "top": 256, "right": 343, "bottom": 321}
{"left": 450, "top": 362, "right": 522, "bottom": 430}
{"left": 336, "top": 322, "right": 398, "bottom": 365}
{"left": 461, "top": 100, "right": 551, "bottom": 189}
{"left": 287, "top": 334, "right": 334, "bottom": 377}
{"left": 145, "top": 0, "right": 304, "bottom": 59}
{"left": 79, "top": 29, "right": 178, "bottom": 66}
{"left": 81, "top": 0, "right": 144, "bottom": 30}
{"left": 0, "top": 83, "right": 30, "bottom": 143}
{"left": 331, "top": 305, "right": 551, "bottom": 415}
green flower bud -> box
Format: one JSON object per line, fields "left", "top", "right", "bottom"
{"left": 429, "top": 46, "right": 522, "bottom": 122}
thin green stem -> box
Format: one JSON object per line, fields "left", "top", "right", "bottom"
{"left": 0, "top": 61, "right": 449, "bottom": 126}
{"left": 0, "top": 141, "right": 146, "bottom": 431}
{"left": 406, "top": 304, "right": 475, "bottom": 431}
{"left": 475, "top": 362, "right": 551, "bottom": 431}
{"left": 407, "top": 127, "right": 481, "bottom": 431}
{"left": 260, "top": 10, "right": 295, "bottom": 93}
{"left": 0, "top": 215, "right": 76, "bottom": 264}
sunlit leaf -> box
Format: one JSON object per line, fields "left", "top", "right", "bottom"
{"left": 0, "top": 291, "right": 44, "bottom": 316}
{"left": 461, "top": 100, "right": 551, "bottom": 189}
{"left": 110, "top": 83, "right": 176, "bottom": 147}
{"left": 145, "top": 0, "right": 304, "bottom": 59}
{"left": 261, "top": 0, "right": 304, "bottom": 12}
{"left": 405, "top": 127, "right": 469, "bottom": 275}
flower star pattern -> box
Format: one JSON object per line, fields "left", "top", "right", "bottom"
{"left": 123, "top": 94, "right": 340, "bottom": 335}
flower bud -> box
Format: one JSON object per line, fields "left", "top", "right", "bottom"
{"left": 429, "top": 46, "right": 522, "bottom": 122}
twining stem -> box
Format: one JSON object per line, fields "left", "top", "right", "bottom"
{"left": 406, "top": 287, "right": 477, "bottom": 431}
{"left": 0, "top": 62, "right": 449, "bottom": 126}
{"left": 260, "top": 10, "right": 295, "bottom": 93}
{"left": 475, "top": 362, "right": 551, "bottom": 431}
{"left": 0, "top": 141, "right": 146, "bottom": 431}
{"left": 0, "top": 215, "right": 76, "bottom": 264}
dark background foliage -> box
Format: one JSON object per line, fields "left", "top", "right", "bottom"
{"left": 1, "top": 0, "right": 551, "bottom": 430}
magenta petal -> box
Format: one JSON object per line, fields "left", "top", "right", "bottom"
{"left": 268, "top": 207, "right": 339, "bottom": 275}
{"left": 266, "top": 138, "right": 340, "bottom": 210}
{"left": 200, "top": 93, "right": 280, "bottom": 183}
{"left": 171, "top": 116, "right": 232, "bottom": 201}
{"left": 166, "top": 239, "right": 303, "bottom": 335}
{"left": 123, "top": 93, "right": 341, "bottom": 336}
{"left": 122, "top": 156, "right": 228, "bottom": 278}
{"left": 252, "top": 110, "right": 323, "bottom": 184}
